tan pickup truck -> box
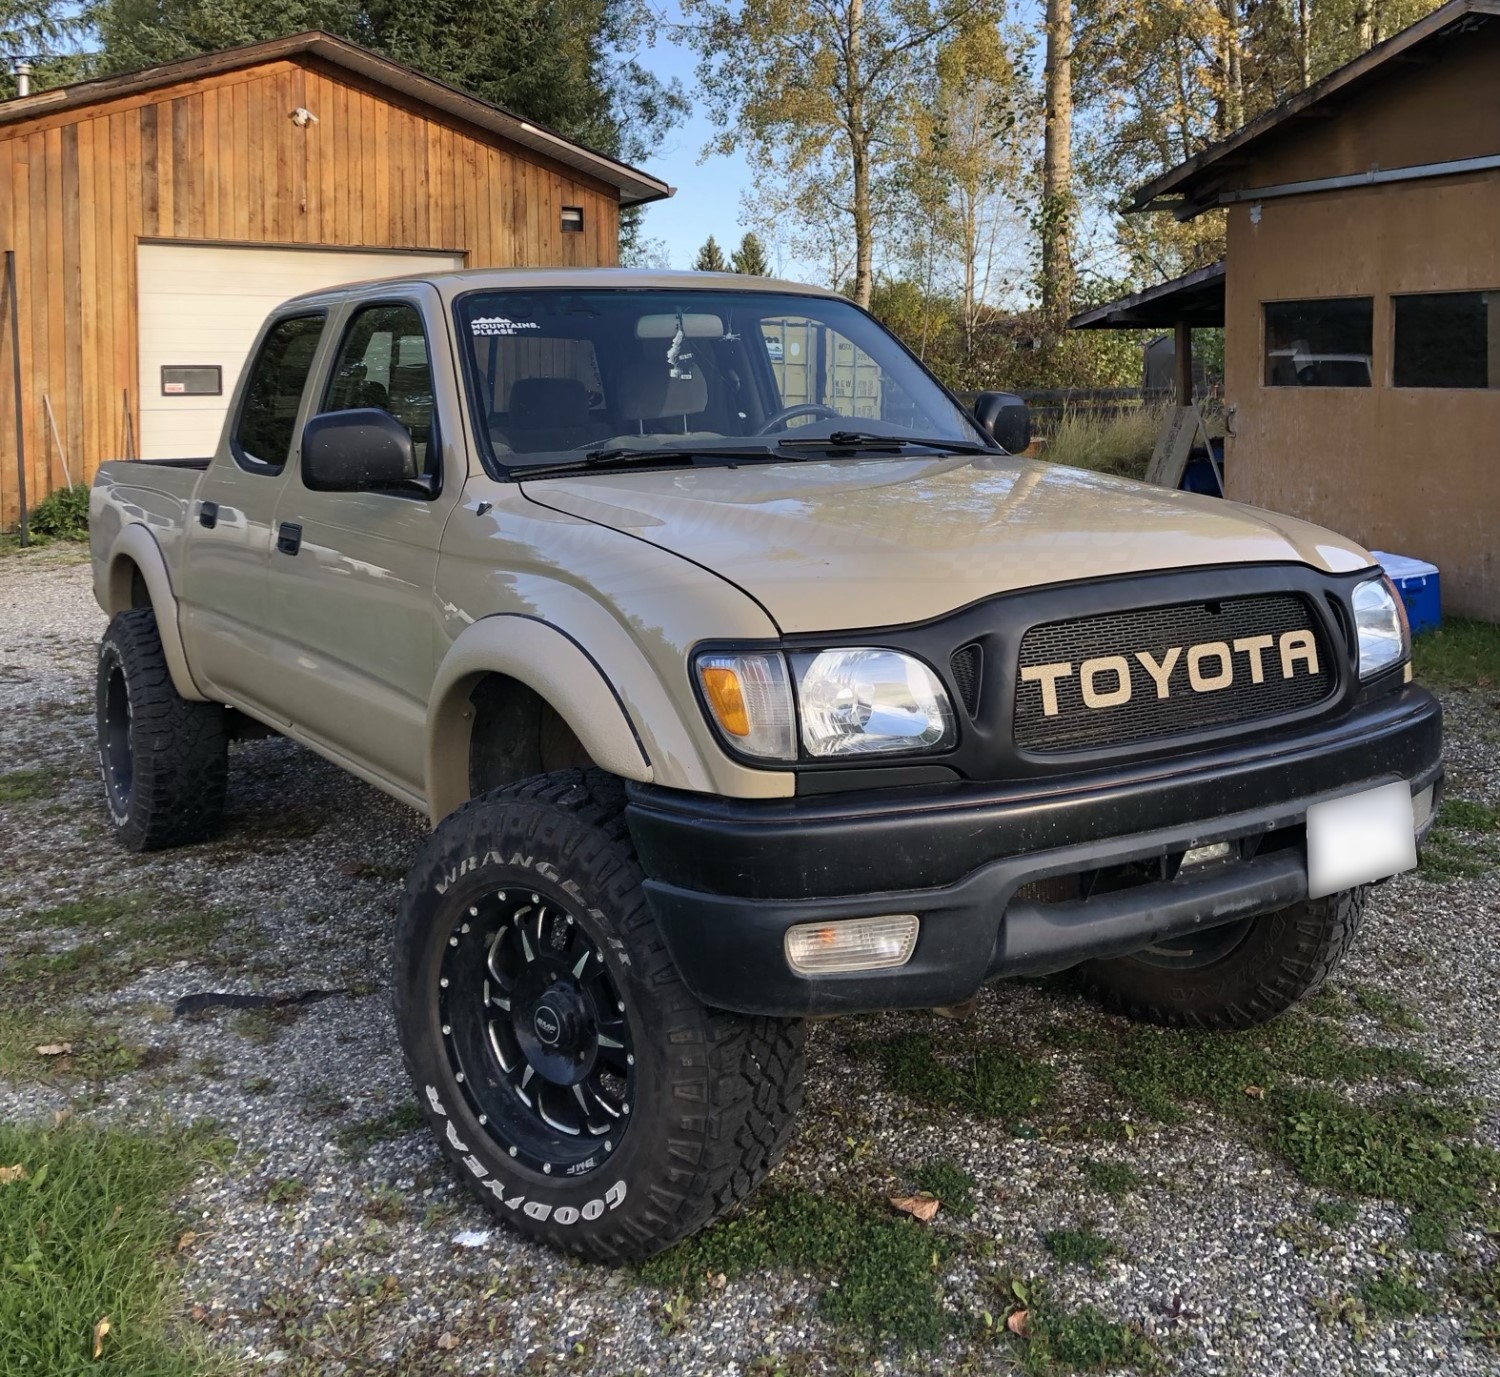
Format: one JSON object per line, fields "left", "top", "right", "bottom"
{"left": 89, "top": 268, "right": 1441, "bottom": 1260}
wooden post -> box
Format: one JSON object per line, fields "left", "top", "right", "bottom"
{"left": 1173, "top": 318, "right": 1193, "bottom": 407}
{"left": 4, "top": 251, "right": 26, "bottom": 546}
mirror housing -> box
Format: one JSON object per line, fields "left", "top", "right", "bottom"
{"left": 972, "top": 392, "right": 1031, "bottom": 454}
{"left": 301, "top": 408, "right": 421, "bottom": 492}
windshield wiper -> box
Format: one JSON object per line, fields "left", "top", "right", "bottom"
{"left": 773, "top": 431, "right": 1000, "bottom": 455}
{"left": 517, "top": 444, "right": 783, "bottom": 479}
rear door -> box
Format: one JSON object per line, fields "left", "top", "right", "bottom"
{"left": 177, "top": 308, "right": 332, "bottom": 713}
{"left": 265, "top": 286, "right": 466, "bottom": 795}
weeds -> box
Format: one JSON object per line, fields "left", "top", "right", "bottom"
{"left": 1353, "top": 985, "right": 1425, "bottom": 1033}
{"left": 336, "top": 1103, "right": 426, "bottom": 1156}
{"left": 856, "top": 1031, "right": 1055, "bottom": 1128}
{"left": 1419, "top": 796, "right": 1500, "bottom": 882}
{"left": 912, "top": 1160, "right": 977, "bottom": 1218}
{"left": 1040, "top": 407, "right": 1164, "bottom": 482}
{"left": 1079, "top": 1160, "right": 1143, "bottom": 1197}
{"left": 1044, "top": 1226, "right": 1116, "bottom": 1268}
{"left": 27, "top": 484, "right": 90, "bottom": 541}
{"left": 1412, "top": 619, "right": 1500, "bottom": 689}
{"left": 1360, "top": 1266, "right": 1433, "bottom": 1319}
{"left": 1014, "top": 1282, "right": 1162, "bottom": 1376}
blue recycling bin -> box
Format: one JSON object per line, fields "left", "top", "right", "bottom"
{"left": 1370, "top": 551, "right": 1442, "bottom": 635}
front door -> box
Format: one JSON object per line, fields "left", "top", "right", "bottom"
{"left": 266, "top": 289, "right": 466, "bottom": 797}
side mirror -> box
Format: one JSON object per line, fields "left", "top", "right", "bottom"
{"left": 972, "top": 392, "right": 1031, "bottom": 454}
{"left": 301, "top": 408, "right": 419, "bottom": 492}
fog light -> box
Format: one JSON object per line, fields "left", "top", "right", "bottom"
{"left": 1181, "top": 841, "right": 1233, "bottom": 869}
{"left": 784, "top": 915, "right": 919, "bottom": 974}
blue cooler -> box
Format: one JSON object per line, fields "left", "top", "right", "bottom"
{"left": 1370, "top": 551, "right": 1441, "bottom": 634}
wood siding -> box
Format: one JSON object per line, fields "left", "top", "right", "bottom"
{"left": 0, "top": 57, "right": 621, "bottom": 525}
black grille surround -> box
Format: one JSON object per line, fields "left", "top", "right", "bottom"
{"left": 1014, "top": 593, "right": 1336, "bottom": 752}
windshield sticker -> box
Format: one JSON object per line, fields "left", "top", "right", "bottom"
{"left": 667, "top": 317, "right": 695, "bottom": 381}
{"left": 472, "top": 316, "right": 540, "bottom": 336}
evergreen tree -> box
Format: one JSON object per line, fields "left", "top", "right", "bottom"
{"left": 731, "top": 231, "right": 771, "bottom": 275}
{"left": 693, "top": 235, "right": 729, "bottom": 272}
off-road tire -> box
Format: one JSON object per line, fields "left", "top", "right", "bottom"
{"left": 96, "top": 608, "right": 228, "bottom": 852}
{"left": 1075, "top": 886, "right": 1368, "bottom": 1029}
{"left": 393, "top": 769, "right": 806, "bottom": 1262}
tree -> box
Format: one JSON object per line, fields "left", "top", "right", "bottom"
{"left": 731, "top": 231, "right": 771, "bottom": 275}
{"left": 684, "top": 0, "right": 1001, "bottom": 309}
{"left": 693, "top": 235, "right": 729, "bottom": 272}
{"left": 1040, "top": 0, "right": 1075, "bottom": 322}
{"left": 1, "top": 0, "right": 87, "bottom": 96}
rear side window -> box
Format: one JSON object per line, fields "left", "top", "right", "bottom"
{"left": 322, "top": 303, "right": 438, "bottom": 478}
{"left": 233, "top": 314, "right": 326, "bottom": 473}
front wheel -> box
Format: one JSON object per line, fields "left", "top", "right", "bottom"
{"left": 393, "top": 770, "right": 805, "bottom": 1261}
{"left": 1075, "top": 886, "right": 1368, "bottom": 1029}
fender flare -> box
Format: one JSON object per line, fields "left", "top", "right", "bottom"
{"left": 103, "top": 526, "right": 210, "bottom": 702}
{"left": 426, "top": 615, "right": 653, "bottom": 823}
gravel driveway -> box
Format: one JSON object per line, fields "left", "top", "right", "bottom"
{"left": 3, "top": 548, "right": 1498, "bottom": 1377}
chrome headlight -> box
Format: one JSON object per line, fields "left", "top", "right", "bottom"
{"left": 694, "top": 646, "right": 956, "bottom": 761}
{"left": 791, "top": 648, "right": 954, "bottom": 756}
{"left": 1353, "top": 575, "right": 1410, "bottom": 680}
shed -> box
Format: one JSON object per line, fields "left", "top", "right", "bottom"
{"left": 0, "top": 32, "right": 671, "bottom": 523}
{"left": 1117, "top": 0, "right": 1500, "bottom": 619}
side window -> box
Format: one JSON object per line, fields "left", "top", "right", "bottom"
{"left": 759, "top": 316, "right": 915, "bottom": 426}
{"left": 1263, "top": 298, "right": 1373, "bottom": 387}
{"left": 233, "top": 314, "right": 325, "bottom": 473}
{"left": 323, "top": 304, "right": 438, "bottom": 476}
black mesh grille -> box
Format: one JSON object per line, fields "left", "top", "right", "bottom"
{"left": 1014, "top": 593, "right": 1335, "bottom": 752}
{"left": 950, "top": 644, "right": 983, "bottom": 716}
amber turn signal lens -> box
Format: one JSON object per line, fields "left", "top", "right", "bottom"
{"left": 701, "top": 666, "right": 751, "bottom": 737}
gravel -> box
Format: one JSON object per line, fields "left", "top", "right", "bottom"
{"left": 2, "top": 546, "right": 1499, "bottom": 1376}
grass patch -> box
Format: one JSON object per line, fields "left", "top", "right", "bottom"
{"left": 1412, "top": 618, "right": 1500, "bottom": 689}
{"left": 1015, "top": 1283, "right": 1161, "bottom": 1376}
{"left": 1079, "top": 1160, "right": 1143, "bottom": 1197}
{"left": 0, "top": 1120, "right": 209, "bottom": 1375}
{"left": 335, "top": 1103, "right": 427, "bottom": 1156}
{"left": 0, "top": 1008, "right": 145, "bottom": 1081}
{"left": 1312, "top": 1199, "right": 1358, "bottom": 1228}
{"left": 1360, "top": 1266, "right": 1433, "bottom": 1319}
{"left": 912, "top": 1160, "right": 976, "bottom": 1219}
{"left": 1044, "top": 1225, "right": 1116, "bottom": 1268}
{"left": 1420, "top": 796, "right": 1500, "bottom": 882}
{"left": 27, "top": 484, "right": 90, "bottom": 541}
{"left": 638, "top": 1185, "right": 953, "bottom": 1348}
{"left": 0, "top": 765, "right": 74, "bottom": 805}
{"left": 855, "top": 1031, "right": 1055, "bottom": 1128}
{"left": 1353, "top": 985, "right": 1425, "bottom": 1033}
{"left": 1040, "top": 406, "right": 1164, "bottom": 483}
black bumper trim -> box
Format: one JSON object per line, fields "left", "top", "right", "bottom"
{"left": 627, "top": 687, "right": 1442, "bottom": 1017}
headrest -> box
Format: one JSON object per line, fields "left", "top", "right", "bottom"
{"left": 508, "top": 376, "right": 589, "bottom": 426}
{"left": 616, "top": 355, "right": 709, "bottom": 422}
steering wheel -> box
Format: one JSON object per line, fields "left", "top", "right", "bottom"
{"left": 753, "top": 404, "right": 845, "bottom": 435}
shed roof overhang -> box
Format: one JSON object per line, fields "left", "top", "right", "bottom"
{"left": 0, "top": 31, "right": 674, "bottom": 207}
{"left": 1128, "top": 0, "right": 1500, "bottom": 219}
{"left": 1067, "top": 260, "right": 1225, "bottom": 330}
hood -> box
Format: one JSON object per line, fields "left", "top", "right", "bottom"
{"left": 520, "top": 456, "right": 1375, "bottom": 633}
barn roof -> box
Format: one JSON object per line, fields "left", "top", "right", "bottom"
{"left": 0, "top": 31, "right": 674, "bottom": 207}
{"left": 1068, "top": 260, "right": 1225, "bottom": 330}
{"left": 1129, "top": 0, "right": 1500, "bottom": 218}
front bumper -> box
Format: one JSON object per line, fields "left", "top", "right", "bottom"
{"left": 626, "top": 685, "right": 1443, "bottom": 1016}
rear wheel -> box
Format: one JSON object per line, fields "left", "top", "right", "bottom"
{"left": 394, "top": 770, "right": 805, "bottom": 1261}
{"left": 95, "top": 609, "right": 228, "bottom": 852}
{"left": 1075, "top": 887, "right": 1368, "bottom": 1029}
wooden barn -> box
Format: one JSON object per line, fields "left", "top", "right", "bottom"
{"left": 0, "top": 32, "right": 671, "bottom": 525}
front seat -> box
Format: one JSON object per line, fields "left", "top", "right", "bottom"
{"left": 615, "top": 356, "right": 710, "bottom": 434}
{"left": 503, "top": 377, "right": 610, "bottom": 454}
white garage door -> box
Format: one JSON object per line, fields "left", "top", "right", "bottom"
{"left": 137, "top": 243, "right": 465, "bottom": 459}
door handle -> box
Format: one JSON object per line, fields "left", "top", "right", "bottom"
{"left": 198, "top": 500, "right": 218, "bottom": 529}
{"left": 276, "top": 522, "right": 302, "bottom": 556}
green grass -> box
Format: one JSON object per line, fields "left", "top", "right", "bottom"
{"left": 1040, "top": 406, "right": 1165, "bottom": 483}
{"left": 335, "top": 1103, "right": 426, "bottom": 1157}
{"left": 0, "top": 765, "right": 74, "bottom": 804}
{"left": 638, "top": 1185, "right": 953, "bottom": 1348}
{"left": 1360, "top": 1266, "right": 1433, "bottom": 1319}
{"left": 912, "top": 1160, "right": 977, "bottom": 1219}
{"left": 0, "top": 1121, "right": 211, "bottom": 1375}
{"left": 1312, "top": 1199, "right": 1358, "bottom": 1228}
{"left": 854, "top": 1031, "right": 1056, "bottom": 1128}
{"left": 1015, "top": 1283, "right": 1162, "bottom": 1376}
{"left": 1419, "top": 796, "right": 1500, "bottom": 882}
{"left": 1353, "top": 985, "right": 1425, "bottom": 1033}
{"left": 1044, "top": 1226, "right": 1116, "bottom": 1268}
{"left": 1412, "top": 618, "right": 1500, "bottom": 689}
{"left": 27, "top": 484, "right": 90, "bottom": 542}
{"left": 1079, "top": 1160, "right": 1143, "bottom": 1197}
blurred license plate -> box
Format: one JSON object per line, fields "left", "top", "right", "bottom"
{"left": 1306, "top": 782, "right": 1416, "bottom": 898}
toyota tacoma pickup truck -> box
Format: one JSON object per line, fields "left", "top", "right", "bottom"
{"left": 88, "top": 268, "right": 1441, "bottom": 1261}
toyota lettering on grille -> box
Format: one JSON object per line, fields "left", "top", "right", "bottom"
{"left": 1020, "top": 629, "right": 1320, "bottom": 717}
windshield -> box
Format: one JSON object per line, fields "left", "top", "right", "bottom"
{"left": 453, "top": 289, "right": 984, "bottom": 470}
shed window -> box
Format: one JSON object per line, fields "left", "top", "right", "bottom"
{"left": 1393, "top": 292, "right": 1497, "bottom": 389}
{"left": 1264, "top": 298, "right": 1373, "bottom": 387}
{"left": 561, "top": 206, "right": 584, "bottom": 233}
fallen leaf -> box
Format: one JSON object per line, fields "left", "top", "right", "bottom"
{"left": 0, "top": 1164, "right": 28, "bottom": 1185}
{"left": 190, "top": 1304, "right": 208, "bottom": 1323}
{"left": 1007, "top": 1308, "right": 1030, "bottom": 1336}
{"left": 707, "top": 1271, "right": 727, "bottom": 1290}
{"left": 92, "top": 1316, "right": 111, "bottom": 1360}
{"left": 890, "top": 1192, "right": 940, "bottom": 1223}
{"left": 1243, "top": 1084, "right": 1266, "bottom": 1099}
{"left": 52, "top": 1109, "right": 72, "bottom": 1129}
{"left": 35, "top": 1043, "right": 73, "bottom": 1057}
{"left": 177, "top": 1231, "right": 198, "bottom": 1252}
{"left": 436, "top": 1333, "right": 458, "bottom": 1351}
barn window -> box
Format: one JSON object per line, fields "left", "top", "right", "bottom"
{"left": 1263, "top": 298, "right": 1373, "bottom": 387}
{"left": 1393, "top": 292, "right": 1497, "bottom": 389}
{"left": 561, "top": 206, "right": 585, "bottom": 233}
